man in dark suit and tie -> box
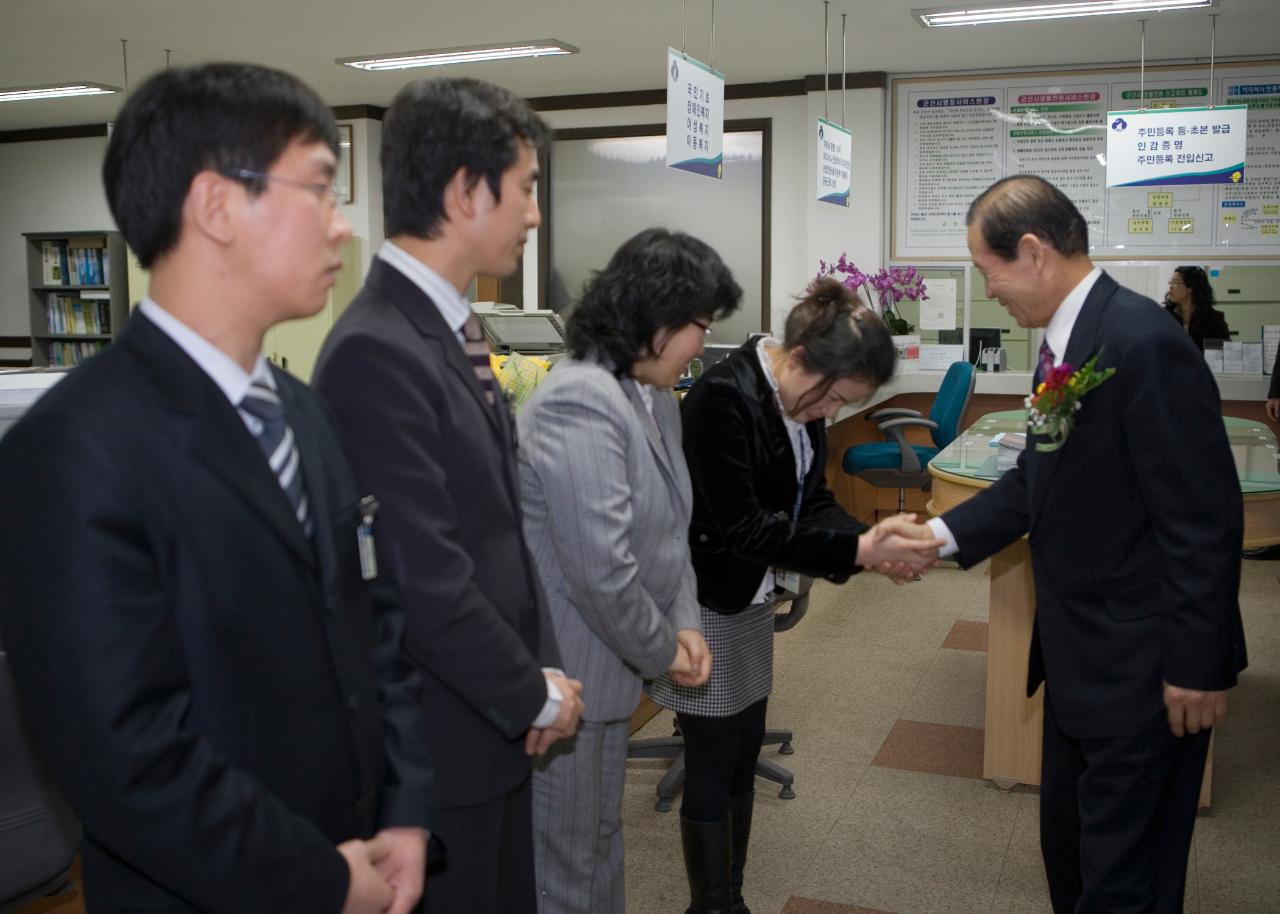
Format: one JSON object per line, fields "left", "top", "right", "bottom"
{"left": 313, "top": 77, "right": 584, "bottom": 914}
{"left": 0, "top": 64, "right": 436, "bottom": 914}
{"left": 922, "top": 175, "right": 1247, "bottom": 913}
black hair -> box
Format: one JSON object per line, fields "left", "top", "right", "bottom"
{"left": 102, "top": 63, "right": 337, "bottom": 268}
{"left": 967, "top": 174, "right": 1090, "bottom": 261}
{"left": 1173, "top": 265, "right": 1217, "bottom": 312}
{"left": 564, "top": 228, "right": 742, "bottom": 378}
{"left": 381, "top": 77, "right": 550, "bottom": 239}
{"left": 782, "top": 277, "right": 896, "bottom": 409}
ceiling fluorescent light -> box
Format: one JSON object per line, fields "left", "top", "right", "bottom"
{"left": 339, "top": 39, "right": 578, "bottom": 72}
{"left": 914, "top": 0, "right": 1216, "bottom": 28}
{"left": 0, "top": 82, "right": 120, "bottom": 103}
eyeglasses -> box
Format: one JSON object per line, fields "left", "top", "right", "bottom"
{"left": 1168, "top": 279, "right": 1186, "bottom": 287}
{"left": 690, "top": 318, "right": 713, "bottom": 336}
{"left": 232, "top": 168, "right": 343, "bottom": 208}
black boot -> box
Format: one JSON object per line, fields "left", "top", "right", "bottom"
{"left": 728, "top": 792, "right": 754, "bottom": 914}
{"left": 680, "top": 815, "right": 734, "bottom": 914}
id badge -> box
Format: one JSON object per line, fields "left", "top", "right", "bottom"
{"left": 357, "top": 495, "right": 380, "bottom": 581}
{"left": 774, "top": 568, "right": 801, "bottom": 595}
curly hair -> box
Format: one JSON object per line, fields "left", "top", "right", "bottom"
{"left": 1173, "top": 265, "right": 1217, "bottom": 312}
{"left": 564, "top": 228, "right": 742, "bottom": 377}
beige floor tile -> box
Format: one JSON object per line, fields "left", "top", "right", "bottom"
{"left": 831, "top": 766, "right": 1021, "bottom": 849}
{"left": 898, "top": 650, "right": 989, "bottom": 729}
{"left": 1194, "top": 812, "right": 1280, "bottom": 914}
{"left": 795, "top": 824, "right": 1006, "bottom": 914}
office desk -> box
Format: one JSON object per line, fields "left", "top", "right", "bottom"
{"left": 927, "top": 410, "right": 1280, "bottom": 805}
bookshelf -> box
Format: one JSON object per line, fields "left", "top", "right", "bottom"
{"left": 24, "top": 231, "right": 130, "bottom": 368}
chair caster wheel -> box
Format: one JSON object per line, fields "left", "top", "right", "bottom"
{"left": 778, "top": 741, "right": 794, "bottom": 755}
{"left": 778, "top": 785, "right": 795, "bottom": 799}
{"left": 655, "top": 797, "right": 673, "bottom": 812}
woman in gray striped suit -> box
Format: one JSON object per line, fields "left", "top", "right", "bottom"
{"left": 517, "top": 228, "right": 742, "bottom": 914}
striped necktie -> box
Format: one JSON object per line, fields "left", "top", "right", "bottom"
{"left": 462, "top": 312, "right": 498, "bottom": 405}
{"left": 239, "top": 380, "right": 313, "bottom": 536}
{"left": 1033, "top": 339, "right": 1055, "bottom": 389}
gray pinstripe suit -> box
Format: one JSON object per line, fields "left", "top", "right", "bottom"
{"left": 517, "top": 356, "right": 702, "bottom": 914}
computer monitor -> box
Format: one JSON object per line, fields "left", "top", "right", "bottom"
{"left": 937, "top": 328, "right": 1003, "bottom": 364}
{"left": 476, "top": 311, "right": 567, "bottom": 354}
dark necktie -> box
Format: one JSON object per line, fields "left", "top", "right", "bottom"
{"left": 462, "top": 313, "right": 498, "bottom": 405}
{"left": 1033, "top": 339, "right": 1055, "bottom": 389}
{"left": 240, "top": 380, "right": 313, "bottom": 537}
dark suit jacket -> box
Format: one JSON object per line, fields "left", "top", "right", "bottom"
{"left": 1269, "top": 344, "right": 1280, "bottom": 399}
{"left": 0, "top": 312, "right": 435, "bottom": 914}
{"left": 682, "top": 340, "right": 868, "bottom": 613}
{"left": 944, "top": 272, "right": 1247, "bottom": 739}
{"left": 313, "top": 258, "right": 559, "bottom": 808}
{"left": 1164, "top": 300, "right": 1231, "bottom": 352}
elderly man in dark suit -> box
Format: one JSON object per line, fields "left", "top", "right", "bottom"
{"left": 922, "top": 175, "right": 1247, "bottom": 914}
{"left": 0, "top": 64, "right": 436, "bottom": 914}
{"left": 312, "top": 77, "right": 584, "bottom": 914}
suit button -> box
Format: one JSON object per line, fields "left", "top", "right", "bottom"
{"left": 698, "top": 534, "right": 709, "bottom": 543}
{"left": 346, "top": 694, "right": 360, "bottom": 710}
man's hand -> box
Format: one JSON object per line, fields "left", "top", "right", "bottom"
{"left": 368, "top": 827, "right": 428, "bottom": 914}
{"left": 670, "top": 628, "right": 711, "bottom": 687}
{"left": 1163, "top": 681, "right": 1228, "bottom": 737}
{"left": 1266, "top": 397, "right": 1279, "bottom": 423}
{"left": 337, "top": 837, "right": 394, "bottom": 914}
{"left": 525, "top": 671, "right": 585, "bottom": 756}
{"left": 857, "top": 513, "right": 944, "bottom": 584}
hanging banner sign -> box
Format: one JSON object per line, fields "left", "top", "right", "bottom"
{"left": 816, "top": 118, "right": 852, "bottom": 206}
{"left": 1105, "top": 105, "right": 1248, "bottom": 187}
{"left": 666, "top": 47, "right": 724, "bottom": 179}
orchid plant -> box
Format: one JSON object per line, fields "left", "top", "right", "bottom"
{"left": 815, "top": 254, "right": 928, "bottom": 335}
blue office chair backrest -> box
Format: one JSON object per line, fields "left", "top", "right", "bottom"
{"left": 927, "top": 361, "right": 976, "bottom": 450}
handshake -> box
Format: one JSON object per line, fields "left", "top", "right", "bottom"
{"left": 856, "top": 513, "right": 945, "bottom": 585}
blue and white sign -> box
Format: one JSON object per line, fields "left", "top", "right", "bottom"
{"left": 1105, "top": 105, "right": 1247, "bottom": 188}
{"left": 666, "top": 48, "right": 724, "bottom": 179}
{"left": 816, "top": 118, "right": 852, "bottom": 206}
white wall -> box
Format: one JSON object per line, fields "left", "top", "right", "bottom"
{"left": 536, "top": 87, "right": 886, "bottom": 333}
{"left": 0, "top": 136, "right": 114, "bottom": 335}
{"left": 0, "top": 89, "right": 888, "bottom": 338}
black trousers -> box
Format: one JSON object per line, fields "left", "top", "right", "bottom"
{"left": 421, "top": 774, "right": 536, "bottom": 914}
{"left": 677, "top": 698, "right": 768, "bottom": 822}
{"left": 1040, "top": 690, "right": 1211, "bottom": 914}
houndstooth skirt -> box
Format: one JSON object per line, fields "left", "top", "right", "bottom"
{"left": 647, "top": 599, "right": 776, "bottom": 718}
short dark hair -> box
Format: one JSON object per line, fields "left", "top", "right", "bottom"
{"left": 783, "top": 277, "right": 896, "bottom": 407}
{"left": 1174, "top": 265, "right": 1217, "bottom": 311}
{"left": 381, "top": 78, "right": 550, "bottom": 239}
{"left": 967, "top": 174, "right": 1090, "bottom": 261}
{"left": 564, "top": 228, "right": 742, "bottom": 378}
{"left": 103, "top": 63, "right": 337, "bottom": 268}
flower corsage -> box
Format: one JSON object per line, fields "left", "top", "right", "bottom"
{"left": 1025, "top": 352, "right": 1116, "bottom": 453}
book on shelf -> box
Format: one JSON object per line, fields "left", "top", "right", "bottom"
{"left": 46, "top": 339, "right": 107, "bottom": 367}
{"left": 46, "top": 292, "right": 111, "bottom": 335}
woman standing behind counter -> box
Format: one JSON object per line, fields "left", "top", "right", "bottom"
{"left": 1165, "top": 265, "right": 1231, "bottom": 351}
{"left": 650, "top": 278, "right": 943, "bottom": 914}
{"left": 517, "top": 228, "right": 740, "bottom": 914}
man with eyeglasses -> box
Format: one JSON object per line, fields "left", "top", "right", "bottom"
{"left": 0, "top": 63, "right": 435, "bottom": 914}
{"left": 313, "top": 77, "right": 583, "bottom": 914}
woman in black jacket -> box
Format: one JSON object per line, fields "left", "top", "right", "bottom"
{"left": 649, "top": 278, "right": 942, "bottom": 914}
{"left": 1165, "top": 265, "right": 1230, "bottom": 351}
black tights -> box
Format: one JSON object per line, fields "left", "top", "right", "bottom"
{"left": 677, "top": 698, "right": 767, "bottom": 822}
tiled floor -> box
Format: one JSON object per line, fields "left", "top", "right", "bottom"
{"left": 623, "top": 557, "right": 1280, "bottom": 914}
{"left": 15, "top": 559, "right": 1278, "bottom": 914}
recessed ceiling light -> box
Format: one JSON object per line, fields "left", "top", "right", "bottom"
{"left": 338, "top": 39, "right": 579, "bottom": 72}
{"left": 914, "top": 0, "right": 1216, "bottom": 28}
{"left": 0, "top": 82, "right": 120, "bottom": 103}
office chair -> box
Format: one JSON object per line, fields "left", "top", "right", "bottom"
{"left": 841, "top": 360, "right": 976, "bottom": 512}
{"left": 0, "top": 640, "right": 80, "bottom": 913}
{"left": 628, "top": 585, "right": 810, "bottom": 812}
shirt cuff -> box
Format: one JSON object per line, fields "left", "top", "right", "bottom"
{"left": 926, "top": 517, "right": 959, "bottom": 558}
{"left": 532, "top": 668, "right": 563, "bottom": 729}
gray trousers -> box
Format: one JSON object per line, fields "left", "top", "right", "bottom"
{"left": 532, "top": 719, "right": 630, "bottom": 914}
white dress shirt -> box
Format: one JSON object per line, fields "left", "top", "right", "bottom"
{"left": 375, "top": 241, "right": 564, "bottom": 727}
{"left": 137, "top": 298, "right": 277, "bottom": 435}
{"left": 926, "top": 267, "right": 1102, "bottom": 556}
